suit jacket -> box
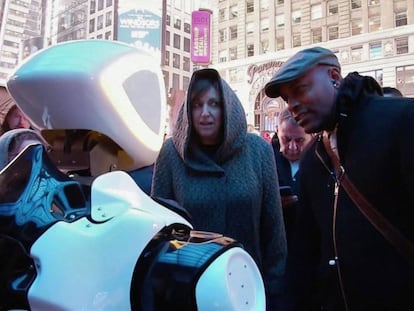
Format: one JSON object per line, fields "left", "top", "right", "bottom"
{"left": 285, "top": 73, "right": 414, "bottom": 310}
{"left": 272, "top": 140, "right": 301, "bottom": 244}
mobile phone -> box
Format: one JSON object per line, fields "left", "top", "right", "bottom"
{"left": 279, "top": 185, "right": 293, "bottom": 196}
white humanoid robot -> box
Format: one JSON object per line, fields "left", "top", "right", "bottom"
{"left": 0, "top": 40, "right": 266, "bottom": 311}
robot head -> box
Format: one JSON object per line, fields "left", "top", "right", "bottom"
{"left": 6, "top": 40, "right": 167, "bottom": 174}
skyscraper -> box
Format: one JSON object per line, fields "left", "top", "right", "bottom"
{"left": 0, "top": 0, "right": 47, "bottom": 85}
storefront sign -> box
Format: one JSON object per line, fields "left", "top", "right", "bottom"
{"left": 247, "top": 60, "right": 284, "bottom": 84}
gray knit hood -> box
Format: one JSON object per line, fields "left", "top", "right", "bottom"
{"left": 172, "top": 68, "right": 247, "bottom": 172}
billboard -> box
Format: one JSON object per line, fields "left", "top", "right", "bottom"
{"left": 117, "top": 0, "right": 163, "bottom": 64}
{"left": 191, "top": 9, "right": 211, "bottom": 65}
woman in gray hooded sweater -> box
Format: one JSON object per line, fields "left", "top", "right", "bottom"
{"left": 151, "top": 68, "right": 287, "bottom": 309}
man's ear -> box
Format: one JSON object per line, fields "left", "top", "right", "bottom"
{"left": 329, "top": 67, "right": 341, "bottom": 82}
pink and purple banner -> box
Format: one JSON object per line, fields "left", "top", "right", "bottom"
{"left": 191, "top": 10, "right": 211, "bottom": 65}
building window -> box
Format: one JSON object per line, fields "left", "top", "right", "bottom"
{"left": 98, "top": 0, "right": 103, "bottom": 10}
{"left": 184, "top": 0, "right": 191, "bottom": 13}
{"left": 293, "top": 33, "right": 301, "bottom": 47}
{"left": 219, "top": 50, "right": 228, "bottom": 63}
{"left": 369, "top": 42, "right": 382, "bottom": 59}
{"left": 395, "top": 12, "right": 407, "bottom": 27}
{"left": 229, "top": 69, "right": 238, "bottom": 83}
{"left": 184, "top": 22, "right": 191, "bottom": 33}
{"left": 311, "top": 4, "right": 322, "bottom": 19}
{"left": 351, "top": 19, "right": 363, "bottom": 35}
{"left": 351, "top": 0, "right": 361, "bottom": 9}
{"left": 105, "top": 12, "right": 112, "bottom": 26}
{"left": 312, "top": 28, "right": 322, "bottom": 43}
{"left": 106, "top": 0, "right": 112, "bottom": 7}
{"left": 395, "top": 37, "right": 408, "bottom": 54}
{"left": 277, "top": 36, "right": 284, "bottom": 50}
{"left": 328, "top": 26, "right": 339, "bottom": 40}
{"left": 172, "top": 73, "right": 179, "bottom": 89}
{"left": 247, "top": 44, "right": 254, "bottom": 57}
{"left": 183, "top": 56, "right": 190, "bottom": 72}
{"left": 360, "top": 69, "right": 383, "bottom": 85}
{"left": 89, "top": 19, "right": 95, "bottom": 33}
{"left": 173, "top": 34, "right": 180, "bottom": 49}
{"left": 397, "top": 65, "right": 414, "bottom": 96}
{"left": 246, "top": 22, "right": 254, "bottom": 35}
{"left": 230, "top": 26, "right": 237, "bottom": 40}
{"left": 229, "top": 69, "right": 244, "bottom": 83}
{"left": 163, "top": 70, "right": 168, "bottom": 89}
{"left": 229, "top": 47, "right": 237, "bottom": 60}
{"left": 246, "top": 0, "right": 254, "bottom": 13}
{"left": 166, "top": 31, "right": 170, "bottom": 46}
{"left": 90, "top": 0, "right": 96, "bottom": 14}
{"left": 174, "top": 0, "right": 181, "bottom": 10}
{"left": 261, "top": 18, "right": 269, "bottom": 32}
{"left": 276, "top": 14, "right": 285, "bottom": 28}
{"left": 277, "top": 0, "right": 284, "bottom": 4}
{"left": 219, "top": 29, "right": 227, "bottom": 42}
{"left": 261, "top": 40, "right": 269, "bottom": 53}
{"left": 219, "top": 8, "right": 227, "bottom": 21}
{"left": 184, "top": 37, "right": 190, "bottom": 52}
{"left": 351, "top": 45, "right": 363, "bottom": 62}
{"left": 173, "top": 53, "right": 180, "bottom": 69}
{"left": 174, "top": 17, "right": 181, "bottom": 29}
{"left": 165, "top": 51, "right": 170, "bottom": 66}
{"left": 369, "top": 15, "right": 381, "bottom": 32}
{"left": 328, "top": 0, "right": 338, "bottom": 15}
{"left": 292, "top": 10, "right": 301, "bottom": 23}
{"left": 230, "top": 5, "right": 238, "bottom": 19}
{"left": 97, "top": 15, "right": 103, "bottom": 30}
{"left": 183, "top": 76, "right": 190, "bottom": 91}
{"left": 166, "top": 15, "right": 170, "bottom": 26}
{"left": 260, "top": 0, "right": 269, "bottom": 11}
{"left": 105, "top": 31, "right": 111, "bottom": 40}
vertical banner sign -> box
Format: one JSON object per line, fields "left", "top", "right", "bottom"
{"left": 117, "top": 0, "right": 163, "bottom": 64}
{"left": 191, "top": 10, "right": 211, "bottom": 65}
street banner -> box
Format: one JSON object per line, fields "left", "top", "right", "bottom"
{"left": 191, "top": 10, "right": 211, "bottom": 65}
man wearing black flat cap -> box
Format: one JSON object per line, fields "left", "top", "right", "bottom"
{"left": 265, "top": 46, "right": 414, "bottom": 310}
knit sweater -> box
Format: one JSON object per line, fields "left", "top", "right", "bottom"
{"left": 151, "top": 68, "right": 287, "bottom": 308}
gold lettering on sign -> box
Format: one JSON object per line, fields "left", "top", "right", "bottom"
{"left": 247, "top": 61, "right": 284, "bottom": 84}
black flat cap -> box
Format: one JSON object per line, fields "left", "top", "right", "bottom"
{"left": 265, "top": 46, "right": 340, "bottom": 98}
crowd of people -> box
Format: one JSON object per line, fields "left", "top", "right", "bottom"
{"left": 1, "top": 45, "right": 413, "bottom": 310}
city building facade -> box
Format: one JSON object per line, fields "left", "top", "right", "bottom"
{"left": 0, "top": 0, "right": 47, "bottom": 85}
{"left": 209, "top": 0, "right": 414, "bottom": 133}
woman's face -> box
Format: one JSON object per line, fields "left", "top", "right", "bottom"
{"left": 6, "top": 107, "right": 31, "bottom": 130}
{"left": 191, "top": 86, "right": 223, "bottom": 146}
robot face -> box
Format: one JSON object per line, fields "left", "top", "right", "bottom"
{"left": 7, "top": 40, "right": 167, "bottom": 171}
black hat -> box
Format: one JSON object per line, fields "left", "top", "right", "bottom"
{"left": 265, "top": 47, "right": 340, "bottom": 98}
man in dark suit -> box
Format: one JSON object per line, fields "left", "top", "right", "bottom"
{"left": 265, "top": 46, "right": 414, "bottom": 310}
{"left": 272, "top": 108, "right": 311, "bottom": 244}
